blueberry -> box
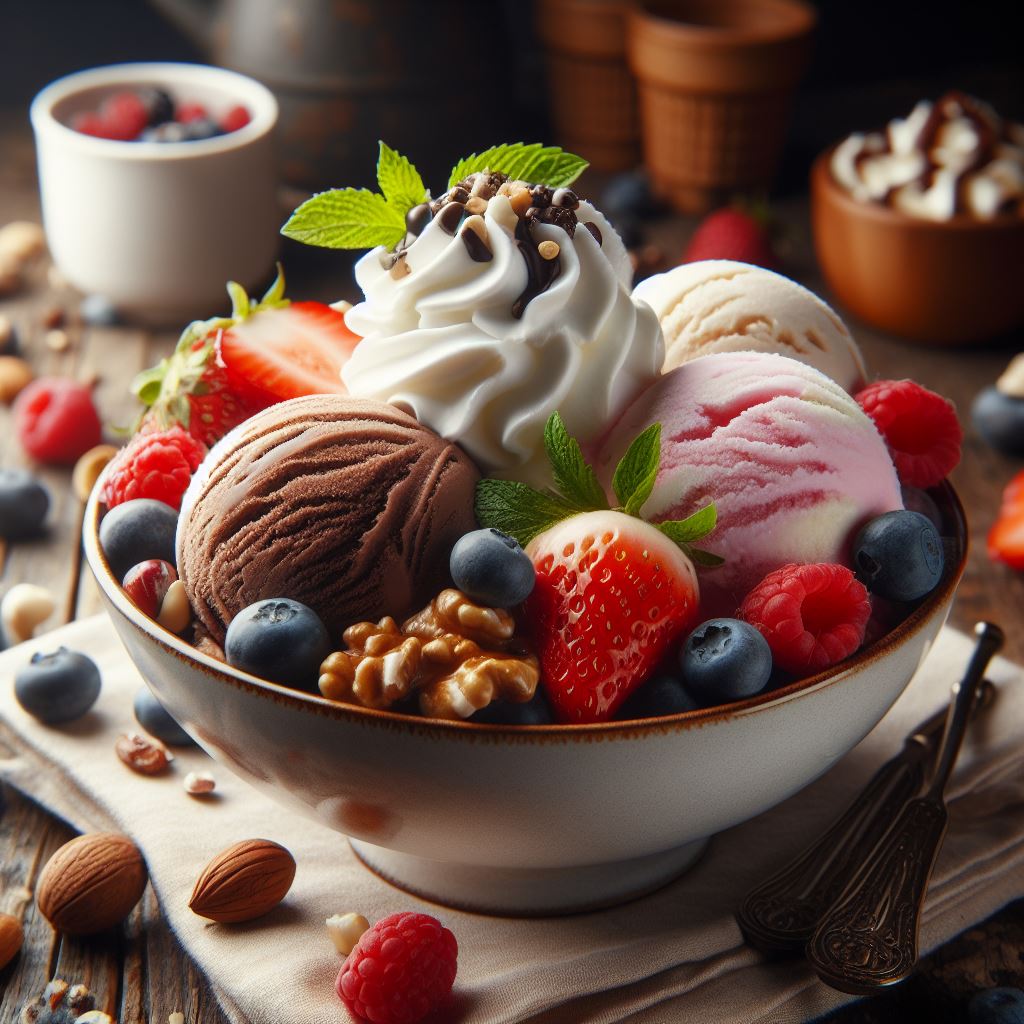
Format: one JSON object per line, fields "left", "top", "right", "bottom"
{"left": 969, "top": 987, "right": 1024, "bottom": 1024}
{"left": 184, "top": 118, "right": 223, "bottom": 141}
{"left": 600, "top": 170, "right": 659, "bottom": 221}
{"left": 972, "top": 386, "right": 1024, "bottom": 456}
{"left": 133, "top": 686, "right": 196, "bottom": 747}
{"left": 80, "top": 293, "right": 120, "bottom": 327}
{"left": 680, "top": 618, "right": 773, "bottom": 706}
{"left": 852, "top": 510, "right": 944, "bottom": 602}
{"left": 99, "top": 498, "right": 178, "bottom": 580}
{"left": 449, "top": 529, "right": 535, "bottom": 607}
{"left": 14, "top": 647, "right": 101, "bottom": 723}
{"left": 470, "top": 688, "right": 554, "bottom": 725}
{"left": 0, "top": 468, "right": 50, "bottom": 540}
{"left": 618, "top": 673, "right": 699, "bottom": 719}
{"left": 138, "top": 86, "right": 175, "bottom": 126}
{"left": 225, "top": 598, "right": 331, "bottom": 691}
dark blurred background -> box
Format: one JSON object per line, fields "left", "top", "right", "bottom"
{"left": 2, "top": 0, "right": 1022, "bottom": 194}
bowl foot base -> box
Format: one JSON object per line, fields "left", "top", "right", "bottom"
{"left": 348, "top": 836, "right": 711, "bottom": 916}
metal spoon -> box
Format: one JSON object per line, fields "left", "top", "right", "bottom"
{"left": 806, "top": 621, "right": 1005, "bottom": 994}
{"left": 736, "top": 679, "right": 995, "bottom": 953}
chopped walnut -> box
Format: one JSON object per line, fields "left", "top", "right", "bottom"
{"left": 319, "top": 589, "right": 539, "bottom": 720}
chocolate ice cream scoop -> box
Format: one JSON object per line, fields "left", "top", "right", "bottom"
{"left": 176, "top": 395, "right": 480, "bottom": 646}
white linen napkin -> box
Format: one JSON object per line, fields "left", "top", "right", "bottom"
{"left": 1, "top": 616, "right": 1022, "bottom": 1024}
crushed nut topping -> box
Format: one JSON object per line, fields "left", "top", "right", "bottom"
{"left": 20, "top": 979, "right": 114, "bottom": 1024}
{"left": 319, "top": 589, "right": 539, "bottom": 720}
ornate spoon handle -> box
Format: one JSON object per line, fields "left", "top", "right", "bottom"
{"left": 738, "top": 678, "right": 994, "bottom": 953}
{"left": 737, "top": 734, "right": 930, "bottom": 952}
{"left": 806, "top": 622, "right": 1004, "bottom": 993}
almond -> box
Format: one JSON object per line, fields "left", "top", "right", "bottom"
{"left": 36, "top": 832, "right": 148, "bottom": 936}
{"left": 189, "top": 839, "right": 295, "bottom": 923}
{"left": 0, "top": 912, "right": 23, "bottom": 968}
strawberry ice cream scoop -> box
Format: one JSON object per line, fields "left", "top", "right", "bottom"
{"left": 594, "top": 352, "right": 903, "bottom": 616}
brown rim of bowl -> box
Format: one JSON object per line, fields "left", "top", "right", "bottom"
{"left": 83, "top": 481, "right": 967, "bottom": 741}
{"left": 632, "top": 0, "right": 817, "bottom": 46}
{"left": 812, "top": 145, "right": 1024, "bottom": 232}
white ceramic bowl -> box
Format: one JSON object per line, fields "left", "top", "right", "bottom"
{"left": 31, "top": 63, "right": 280, "bottom": 323}
{"left": 83, "top": 485, "right": 966, "bottom": 916}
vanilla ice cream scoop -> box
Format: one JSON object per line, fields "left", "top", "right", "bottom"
{"left": 633, "top": 260, "right": 867, "bottom": 393}
{"left": 342, "top": 173, "right": 663, "bottom": 487}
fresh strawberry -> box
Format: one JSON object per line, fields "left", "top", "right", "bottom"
{"left": 220, "top": 104, "right": 251, "bottom": 133}
{"left": 682, "top": 206, "right": 777, "bottom": 269}
{"left": 132, "top": 267, "right": 339, "bottom": 446}
{"left": 526, "top": 510, "right": 701, "bottom": 721}
{"left": 988, "top": 470, "right": 1024, "bottom": 571}
{"left": 475, "top": 412, "right": 719, "bottom": 723}
{"left": 217, "top": 301, "right": 360, "bottom": 406}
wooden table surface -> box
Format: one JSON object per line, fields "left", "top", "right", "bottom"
{"left": 1, "top": 106, "right": 1022, "bottom": 1022}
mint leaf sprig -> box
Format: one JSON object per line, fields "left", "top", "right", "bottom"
{"left": 281, "top": 141, "right": 588, "bottom": 251}
{"left": 475, "top": 412, "right": 723, "bottom": 566}
{"left": 282, "top": 142, "right": 428, "bottom": 251}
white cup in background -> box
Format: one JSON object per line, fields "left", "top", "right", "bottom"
{"left": 31, "top": 62, "right": 280, "bottom": 324}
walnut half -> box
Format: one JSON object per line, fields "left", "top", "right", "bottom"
{"left": 319, "top": 589, "right": 539, "bottom": 721}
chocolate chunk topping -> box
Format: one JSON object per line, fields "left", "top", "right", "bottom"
{"left": 405, "top": 203, "right": 432, "bottom": 236}
{"left": 437, "top": 202, "right": 465, "bottom": 235}
{"left": 449, "top": 186, "right": 470, "bottom": 205}
{"left": 583, "top": 221, "right": 602, "bottom": 246}
{"left": 460, "top": 226, "right": 493, "bottom": 263}
{"left": 552, "top": 188, "right": 580, "bottom": 209}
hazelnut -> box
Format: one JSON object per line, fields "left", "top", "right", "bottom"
{"left": 157, "top": 580, "right": 192, "bottom": 635}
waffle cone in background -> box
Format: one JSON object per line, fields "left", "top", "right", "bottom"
{"left": 536, "top": 0, "right": 641, "bottom": 171}
{"left": 627, "top": 0, "right": 816, "bottom": 212}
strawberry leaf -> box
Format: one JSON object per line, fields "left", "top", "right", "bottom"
{"left": 449, "top": 143, "right": 589, "bottom": 189}
{"left": 543, "top": 412, "right": 608, "bottom": 511}
{"left": 654, "top": 503, "right": 717, "bottom": 545}
{"left": 475, "top": 478, "right": 579, "bottom": 547}
{"left": 131, "top": 363, "right": 166, "bottom": 406}
{"left": 377, "top": 141, "right": 428, "bottom": 214}
{"left": 612, "top": 423, "right": 661, "bottom": 516}
{"left": 281, "top": 188, "right": 407, "bottom": 250}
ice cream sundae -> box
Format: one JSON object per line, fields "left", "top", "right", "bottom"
{"left": 93, "top": 141, "right": 963, "bottom": 726}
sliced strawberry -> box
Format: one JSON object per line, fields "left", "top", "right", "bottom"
{"left": 525, "top": 510, "right": 701, "bottom": 723}
{"left": 988, "top": 469, "right": 1024, "bottom": 570}
{"left": 217, "top": 301, "right": 360, "bottom": 406}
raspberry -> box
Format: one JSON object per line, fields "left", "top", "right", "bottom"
{"left": 220, "top": 104, "right": 251, "bottom": 133}
{"left": 856, "top": 379, "right": 962, "bottom": 488}
{"left": 72, "top": 111, "right": 110, "bottom": 138}
{"left": 14, "top": 377, "right": 102, "bottom": 465}
{"left": 176, "top": 102, "right": 209, "bottom": 124}
{"left": 738, "top": 563, "right": 872, "bottom": 676}
{"left": 99, "top": 91, "right": 149, "bottom": 141}
{"left": 336, "top": 911, "right": 458, "bottom": 1024}
{"left": 100, "top": 426, "right": 207, "bottom": 510}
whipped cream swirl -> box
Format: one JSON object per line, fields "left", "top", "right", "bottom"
{"left": 342, "top": 191, "right": 663, "bottom": 486}
{"left": 831, "top": 92, "right": 1024, "bottom": 220}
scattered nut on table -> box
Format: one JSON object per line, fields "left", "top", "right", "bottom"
{"left": 19, "top": 979, "right": 114, "bottom": 1024}
{"left": 0, "top": 912, "right": 23, "bottom": 969}
{"left": 115, "top": 732, "right": 173, "bottom": 775}
{"left": 1, "top": 583, "right": 57, "bottom": 644}
{"left": 0, "top": 221, "right": 46, "bottom": 264}
{"left": 183, "top": 770, "right": 216, "bottom": 796}
{"left": 189, "top": 839, "right": 296, "bottom": 923}
{"left": 44, "top": 328, "right": 70, "bottom": 352}
{"left": 36, "top": 833, "right": 148, "bottom": 936}
{"left": 996, "top": 353, "right": 1024, "bottom": 398}
{"left": 72, "top": 443, "right": 119, "bottom": 502}
{"left": 0, "top": 355, "right": 33, "bottom": 403}
{"left": 169, "top": 1013, "right": 186, "bottom": 1024}
{"left": 326, "top": 912, "right": 369, "bottom": 955}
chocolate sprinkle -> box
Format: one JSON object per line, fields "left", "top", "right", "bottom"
{"left": 584, "top": 221, "right": 602, "bottom": 246}
{"left": 512, "top": 216, "right": 561, "bottom": 319}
